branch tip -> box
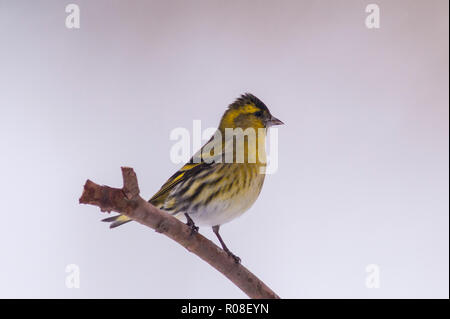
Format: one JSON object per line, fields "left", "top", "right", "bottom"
{"left": 121, "top": 167, "right": 140, "bottom": 199}
{"left": 79, "top": 179, "right": 95, "bottom": 204}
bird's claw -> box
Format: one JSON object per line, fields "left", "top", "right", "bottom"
{"left": 227, "top": 251, "right": 241, "bottom": 264}
{"left": 186, "top": 215, "right": 199, "bottom": 236}
{"left": 189, "top": 224, "right": 199, "bottom": 235}
{"left": 185, "top": 213, "right": 199, "bottom": 236}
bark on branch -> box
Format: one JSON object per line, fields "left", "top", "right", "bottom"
{"left": 79, "top": 167, "right": 280, "bottom": 299}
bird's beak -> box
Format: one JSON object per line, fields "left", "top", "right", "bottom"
{"left": 267, "top": 115, "right": 284, "bottom": 127}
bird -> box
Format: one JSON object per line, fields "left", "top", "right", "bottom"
{"left": 102, "top": 93, "right": 284, "bottom": 263}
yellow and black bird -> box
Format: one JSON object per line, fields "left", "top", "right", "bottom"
{"left": 102, "top": 93, "right": 283, "bottom": 262}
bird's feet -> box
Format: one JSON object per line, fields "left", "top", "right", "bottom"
{"left": 225, "top": 249, "right": 241, "bottom": 264}
{"left": 188, "top": 223, "right": 199, "bottom": 236}
{"left": 212, "top": 225, "right": 241, "bottom": 264}
{"left": 184, "top": 213, "right": 199, "bottom": 236}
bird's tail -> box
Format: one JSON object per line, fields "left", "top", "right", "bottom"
{"left": 102, "top": 214, "right": 132, "bottom": 228}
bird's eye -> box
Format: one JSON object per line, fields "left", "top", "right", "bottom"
{"left": 254, "top": 111, "right": 263, "bottom": 117}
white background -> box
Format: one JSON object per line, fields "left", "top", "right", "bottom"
{"left": 0, "top": 0, "right": 448, "bottom": 298}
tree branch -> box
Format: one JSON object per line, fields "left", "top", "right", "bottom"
{"left": 79, "top": 167, "right": 280, "bottom": 299}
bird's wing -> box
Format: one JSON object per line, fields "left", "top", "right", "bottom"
{"left": 149, "top": 162, "right": 207, "bottom": 206}
{"left": 148, "top": 134, "right": 222, "bottom": 204}
{"left": 149, "top": 130, "right": 235, "bottom": 207}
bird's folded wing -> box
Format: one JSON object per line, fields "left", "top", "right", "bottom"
{"left": 149, "top": 131, "right": 233, "bottom": 206}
